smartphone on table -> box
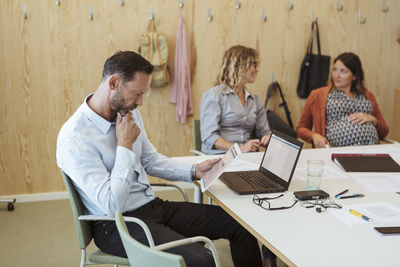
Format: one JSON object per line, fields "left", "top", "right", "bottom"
{"left": 293, "top": 190, "right": 329, "bottom": 200}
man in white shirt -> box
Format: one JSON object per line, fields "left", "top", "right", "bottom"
{"left": 57, "top": 51, "right": 263, "bottom": 267}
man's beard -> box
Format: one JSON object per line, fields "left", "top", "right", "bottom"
{"left": 111, "top": 88, "right": 137, "bottom": 118}
{"left": 116, "top": 104, "right": 137, "bottom": 117}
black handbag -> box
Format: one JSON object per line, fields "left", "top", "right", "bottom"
{"left": 296, "top": 21, "right": 330, "bottom": 99}
{"left": 264, "top": 82, "right": 297, "bottom": 139}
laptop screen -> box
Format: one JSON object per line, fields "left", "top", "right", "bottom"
{"left": 261, "top": 133, "right": 302, "bottom": 182}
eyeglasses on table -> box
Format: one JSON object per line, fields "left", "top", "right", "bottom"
{"left": 252, "top": 194, "right": 298, "bottom": 211}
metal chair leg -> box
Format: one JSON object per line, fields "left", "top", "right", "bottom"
{"left": 193, "top": 186, "right": 203, "bottom": 203}
{"left": 80, "top": 249, "right": 86, "bottom": 267}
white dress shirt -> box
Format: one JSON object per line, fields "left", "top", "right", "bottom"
{"left": 57, "top": 94, "right": 192, "bottom": 216}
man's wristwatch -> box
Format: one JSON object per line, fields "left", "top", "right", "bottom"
{"left": 191, "top": 164, "right": 198, "bottom": 181}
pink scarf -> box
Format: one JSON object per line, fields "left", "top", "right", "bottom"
{"left": 170, "top": 13, "right": 193, "bottom": 123}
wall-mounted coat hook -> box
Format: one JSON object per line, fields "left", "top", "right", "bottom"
{"left": 235, "top": 0, "right": 241, "bottom": 9}
{"left": 261, "top": 9, "right": 267, "bottom": 22}
{"left": 56, "top": 0, "right": 61, "bottom": 6}
{"left": 179, "top": 0, "right": 184, "bottom": 8}
{"left": 23, "top": 3, "right": 27, "bottom": 19}
{"left": 120, "top": 0, "right": 124, "bottom": 6}
{"left": 208, "top": 8, "right": 213, "bottom": 22}
{"left": 358, "top": 11, "right": 366, "bottom": 24}
{"left": 336, "top": 0, "right": 343, "bottom": 11}
{"left": 287, "top": 0, "right": 294, "bottom": 10}
{"left": 272, "top": 73, "right": 275, "bottom": 82}
{"left": 150, "top": 7, "right": 154, "bottom": 20}
{"left": 382, "top": 0, "right": 389, "bottom": 12}
{"left": 312, "top": 10, "right": 318, "bottom": 22}
{"left": 89, "top": 5, "right": 93, "bottom": 20}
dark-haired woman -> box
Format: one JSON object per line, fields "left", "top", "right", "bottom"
{"left": 297, "top": 52, "right": 389, "bottom": 148}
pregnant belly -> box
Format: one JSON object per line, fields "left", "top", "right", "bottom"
{"left": 326, "top": 120, "right": 379, "bottom": 147}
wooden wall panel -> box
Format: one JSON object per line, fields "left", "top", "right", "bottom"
{"left": 0, "top": 0, "right": 399, "bottom": 195}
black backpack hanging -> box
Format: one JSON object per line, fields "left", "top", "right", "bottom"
{"left": 264, "top": 81, "right": 297, "bottom": 139}
{"left": 296, "top": 20, "right": 331, "bottom": 98}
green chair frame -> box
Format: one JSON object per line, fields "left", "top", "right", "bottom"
{"left": 61, "top": 170, "right": 189, "bottom": 267}
{"left": 61, "top": 170, "right": 129, "bottom": 267}
{"left": 189, "top": 119, "right": 205, "bottom": 156}
{"left": 115, "top": 210, "right": 220, "bottom": 267}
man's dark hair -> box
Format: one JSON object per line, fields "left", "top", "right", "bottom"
{"left": 102, "top": 51, "right": 153, "bottom": 83}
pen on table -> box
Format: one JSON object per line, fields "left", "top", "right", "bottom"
{"left": 335, "top": 189, "right": 349, "bottom": 198}
{"left": 337, "top": 193, "right": 364, "bottom": 199}
{"left": 349, "top": 209, "right": 373, "bottom": 222}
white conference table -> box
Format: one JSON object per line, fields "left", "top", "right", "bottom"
{"left": 173, "top": 143, "right": 400, "bottom": 267}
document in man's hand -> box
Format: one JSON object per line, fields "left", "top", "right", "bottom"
{"left": 331, "top": 153, "right": 400, "bottom": 172}
{"left": 200, "top": 144, "right": 241, "bottom": 192}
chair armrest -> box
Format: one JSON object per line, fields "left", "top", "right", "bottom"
{"left": 155, "top": 236, "right": 220, "bottom": 267}
{"left": 189, "top": 149, "right": 206, "bottom": 156}
{"left": 79, "top": 214, "right": 156, "bottom": 247}
{"left": 79, "top": 215, "right": 113, "bottom": 221}
{"left": 113, "top": 211, "right": 221, "bottom": 267}
{"left": 150, "top": 183, "right": 189, "bottom": 202}
{"left": 380, "top": 139, "right": 398, "bottom": 144}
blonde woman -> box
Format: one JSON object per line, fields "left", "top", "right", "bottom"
{"left": 201, "top": 45, "right": 276, "bottom": 267}
{"left": 200, "top": 45, "right": 271, "bottom": 155}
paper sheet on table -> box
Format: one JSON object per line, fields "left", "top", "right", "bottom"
{"left": 350, "top": 173, "right": 400, "bottom": 192}
{"left": 293, "top": 165, "right": 349, "bottom": 181}
{"left": 223, "top": 158, "right": 259, "bottom": 172}
{"left": 329, "top": 202, "right": 400, "bottom": 225}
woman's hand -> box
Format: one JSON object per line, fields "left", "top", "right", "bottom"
{"left": 260, "top": 134, "right": 271, "bottom": 146}
{"left": 312, "top": 133, "right": 329, "bottom": 148}
{"left": 240, "top": 139, "right": 261, "bottom": 152}
{"left": 348, "top": 112, "right": 377, "bottom": 126}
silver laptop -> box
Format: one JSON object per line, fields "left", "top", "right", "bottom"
{"left": 219, "top": 130, "right": 303, "bottom": 195}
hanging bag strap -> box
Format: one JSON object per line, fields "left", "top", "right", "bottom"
{"left": 264, "top": 81, "right": 294, "bottom": 128}
{"left": 306, "top": 21, "right": 315, "bottom": 55}
{"left": 306, "top": 21, "right": 322, "bottom": 55}
{"left": 145, "top": 20, "right": 155, "bottom": 63}
{"left": 314, "top": 21, "right": 322, "bottom": 55}
{"left": 147, "top": 20, "right": 156, "bottom": 33}
{"left": 146, "top": 20, "right": 157, "bottom": 85}
{"left": 155, "top": 33, "right": 168, "bottom": 83}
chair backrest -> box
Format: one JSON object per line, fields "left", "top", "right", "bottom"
{"left": 115, "top": 211, "right": 186, "bottom": 267}
{"left": 60, "top": 169, "right": 93, "bottom": 249}
{"left": 192, "top": 119, "right": 202, "bottom": 152}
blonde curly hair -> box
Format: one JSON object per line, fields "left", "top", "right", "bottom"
{"left": 215, "top": 45, "right": 259, "bottom": 90}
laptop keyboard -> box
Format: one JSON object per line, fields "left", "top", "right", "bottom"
{"left": 237, "top": 171, "right": 281, "bottom": 190}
